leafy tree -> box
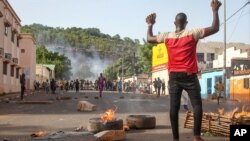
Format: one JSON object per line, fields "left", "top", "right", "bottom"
{"left": 137, "top": 40, "right": 153, "bottom": 75}
{"left": 22, "top": 24, "right": 154, "bottom": 80}
{"left": 36, "top": 45, "right": 72, "bottom": 79}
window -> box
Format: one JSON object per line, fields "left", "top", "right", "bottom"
{"left": 17, "top": 39, "right": 19, "bottom": 47}
{"left": 4, "top": 25, "right": 8, "bottom": 36}
{"left": 11, "top": 31, "right": 15, "bottom": 42}
{"left": 3, "top": 62, "right": 8, "bottom": 75}
{"left": 16, "top": 68, "right": 19, "bottom": 78}
{"left": 11, "top": 65, "right": 14, "bottom": 77}
{"left": 197, "top": 53, "right": 204, "bottom": 63}
{"left": 244, "top": 78, "right": 249, "bottom": 89}
{"left": 207, "top": 53, "right": 215, "bottom": 61}
{"left": 21, "top": 49, "right": 25, "bottom": 53}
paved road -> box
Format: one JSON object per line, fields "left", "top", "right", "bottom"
{"left": 0, "top": 91, "right": 237, "bottom": 141}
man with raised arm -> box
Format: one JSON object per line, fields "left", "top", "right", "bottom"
{"left": 146, "top": 0, "right": 221, "bottom": 141}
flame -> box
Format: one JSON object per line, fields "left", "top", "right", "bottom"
{"left": 217, "top": 108, "right": 225, "bottom": 115}
{"left": 31, "top": 131, "right": 46, "bottom": 137}
{"left": 123, "top": 124, "right": 130, "bottom": 131}
{"left": 235, "top": 105, "right": 250, "bottom": 118}
{"left": 100, "top": 106, "right": 117, "bottom": 121}
{"left": 217, "top": 105, "right": 250, "bottom": 118}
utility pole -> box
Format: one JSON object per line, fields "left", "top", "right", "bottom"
{"left": 41, "top": 50, "right": 44, "bottom": 83}
{"left": 132, "top": 46, "right": 136, "bottom": 94}
{"left": 121, "top": 48, "right": 124, "bottom": 92}
{"left": 223, "top": 0, "right": 227, "bottom": 99}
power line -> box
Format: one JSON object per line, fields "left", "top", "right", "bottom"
{"left": 220, "top": 1, "right": 250, "bottom": 26}
{"left": 228, "top": 7, "right": 245, "bottom": 40}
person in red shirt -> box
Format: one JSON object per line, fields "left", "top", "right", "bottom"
{"left": 146, "top": 0, "right": 221, "bottom": 141}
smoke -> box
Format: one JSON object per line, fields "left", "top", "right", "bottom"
{"left": 46, "top": 45, "right": 113, "bottom": 81}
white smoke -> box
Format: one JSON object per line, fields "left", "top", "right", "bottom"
{"left": 46, "top": 45, "right": 113, "bottom": 80}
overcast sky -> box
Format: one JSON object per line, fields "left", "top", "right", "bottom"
{"left": 8, "top": 0, "right": 250, "bottom": 44}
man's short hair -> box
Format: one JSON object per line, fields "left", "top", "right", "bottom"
{"left": 176, "top": 12, "right": 187, "bottom": 22}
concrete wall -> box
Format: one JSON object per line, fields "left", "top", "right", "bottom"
{"left": 230, "top": 75, "right": 250, "bottom": 102}
{"left": 213, "top": 47, "right": 249, "bottom": 68}
{"left": 0, "top": 1, "right": 4, "bottom": 93}
{"left": 19, "top": 34, "right": 36, "bottom": 90}
{"left": 152, "top": 69, "right": 169, "bottom": 95}
{"left": 36, "top": 64, "right": 54, "bottom": 83}
{"left": 0, "top": 0, "right": 22, "bottom": 94}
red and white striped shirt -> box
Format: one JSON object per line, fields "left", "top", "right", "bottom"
{"left": 157, "top": 28, "right": 205, "bottom": 73}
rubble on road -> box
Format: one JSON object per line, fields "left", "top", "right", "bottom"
{"left": 94, "top": 130, "right": 126, "bottom": 141}
{"left": 19, "top": 101, "right": 53, "bottom": 104}
{"left": 77, "top": 101, "right": 97, "bottom": 112}
{"left": 3, "top": 98, "right": 10, "bottom": 103}
{"left": 31, "top": 131, "right": 93, "bottom": 140}
{"left": 3, "top": 138, "right": 10, "bottom": 141}
{"left": 74, "top": 125, "right": 86, "bottom": 132}
{"left": 30, "top": 131, "right": 46, "bottom": 137}
{"left": 56, "top": 96, "right": 72, "bottom": 100}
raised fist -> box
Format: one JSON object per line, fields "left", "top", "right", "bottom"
{"left": 211, "top": 0, "right": 222, "bottom": 12}
{"left": 146, "top": 13, "right": 156, "bottom": 26}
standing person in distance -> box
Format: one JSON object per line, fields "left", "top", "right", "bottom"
{"left": 20, "top": 73, "right": 26, "bottom": 100}
{"left": 75, "top": 79, "right": 80, "bottom": 94}
{"left": 98, "top": 73, "right": 106, "bottom": 98}
{"left": 157, "top": 77, "right": 162, "bottom": 97}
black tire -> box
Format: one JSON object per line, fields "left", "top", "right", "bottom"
{"left": 104, "top": 119, "right": 123, "bottom": 130}
{"left": 126, "top": 115, "right": 156, "bottom": 129}
{"left": 87, "top": 118, "right": 123, "bottom": 133}
{"left": 87, "top": 118, "right": 104, "bottom": 133}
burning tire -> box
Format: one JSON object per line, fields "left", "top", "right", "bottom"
{"left": 103, "top": 119, "right": 123, "bottom": 130}
{"left": 87, "top": 118, "right": 104, "bottom": 133}
{"left": 87, "top": 118, "right": 123, "bottom": 133}
{"left": 126, "top": 115, "right": 156, "bottom": 129}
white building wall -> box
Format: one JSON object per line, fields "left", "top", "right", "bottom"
{"left": 152, "top": 69, "right": 169, "bottom": 95}
{"left": 213, "top": 47, "right": 249, "bottom": 68}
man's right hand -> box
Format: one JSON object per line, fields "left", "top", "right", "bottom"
{"left": 211, "top": 0, "right": 222, "bottom": 12}
{"left": 146, "top": 13, "right": 156, "bottom": 26}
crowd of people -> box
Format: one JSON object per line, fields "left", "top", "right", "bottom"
{"left": 32, "top": 76, "right": 169, "bottom": 96}
{"left": 152, "top": 77, "right": 166, "bottom": 97}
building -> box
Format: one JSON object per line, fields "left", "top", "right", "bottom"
{"left": 123, "top": 74, "right": 150, "bottom": 84}
{"left": 196, "top": 42, "right": 250, "bottom": 71}
{"left": 0, "top": 0, "right": 36, "bottom": 94}
{"left": 151, "top": 43, "right": 169, "bottom": 95}
{"left": 36, "top": 64, "right": 55, "bottom": 83}
{"left": 213, "top": 46, "right": 250, "bottom": 68}
{"left": 196, "top": 42, "right": 223, "bottom": 70}
{"left": 0, "top": 0, "right": 22, "bottom": 94}
{"left": 19, "top": 33, "right": 36, "bottom": 90}
{"left": 151, "top": 42, "right": 250, "bottom": 97}
{"left": 199, "top": 69, "right": 230, "bottom": 99}
{"left": 230, "top": 58, "right": 250, "bottom": 102}
{"left": 199, "top": 43, "right": 250, "bottom": 100}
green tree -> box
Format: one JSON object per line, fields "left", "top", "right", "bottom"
{"left": 137, "top": 41, "right": 153, "bottom": 75}
{"left": 36, "top": 45, "right": 72, "bottom": 79}
{"left": 104, "top": 41, "right": 153, "bottom": 79}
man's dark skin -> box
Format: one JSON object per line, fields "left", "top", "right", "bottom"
{"left": 145, "top": 0, "right": 222, "bottom": 141}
